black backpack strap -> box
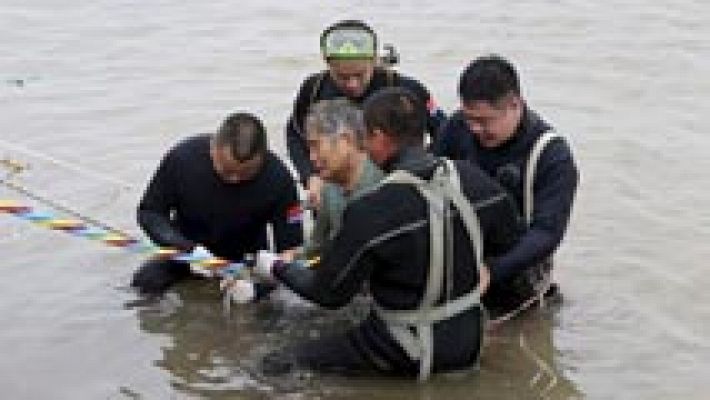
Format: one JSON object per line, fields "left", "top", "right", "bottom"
{"left": 309, "top": 71, "right": 328, "bottom": 109}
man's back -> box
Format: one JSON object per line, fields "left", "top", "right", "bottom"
{"left": 290, "top": 153, "right": 520, "bottom": 373}
{"left": 321, "top": 158, "right": 519, "bottom": 306}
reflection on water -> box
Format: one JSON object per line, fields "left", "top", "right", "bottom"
{"left": 133, "top": 288, "right": 270, "bottom": 397}
{"left": 132, "top": 282, "right": 369, "bottom": 398}
{"left": 131, "top": 280, "right": 581, "bottom": 399}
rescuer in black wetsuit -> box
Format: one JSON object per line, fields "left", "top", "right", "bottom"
{"left": 131, "top": 112, "right": 303, "bottom": 295}
{"left": 432, "top": 55, "right": 579, "bottom": 320}
{"left": 285, "top": 19, "right": 445, "bottom": 207}
{"left": 252, "top": 88, "right": 521, "bottom": 380}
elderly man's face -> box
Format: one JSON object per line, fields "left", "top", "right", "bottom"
{"left": 306, "top": 128, "right": 357, "bottom": 185}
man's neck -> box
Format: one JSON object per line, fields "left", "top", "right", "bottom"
{"left": 382, "top": 145, "right": 434, "bottom": 174}
{"left": 343, "top": 152, "right": 366, "bottom": 194}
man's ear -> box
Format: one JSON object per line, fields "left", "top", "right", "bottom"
{"left": 372, "top": 127, "right": 398, "bottom": 155}
{"left": 503, "top": 93, "right": 522, "bottom": 110}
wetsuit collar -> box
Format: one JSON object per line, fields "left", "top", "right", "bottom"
{"left": 326, "top": 67, "right": 391, "bottom": 102}
{"left": 382, "top": 145, "right": 437, "bottom": 177}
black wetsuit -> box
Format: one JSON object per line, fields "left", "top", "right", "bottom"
{"left": 432, "top": 107, "right": 579, "bottom": 316}
{"left": 286, "top": 68, "right": 446, "bottom": 184}
{"left": 131, "top": 135, "right": 303, "bottom": 294}
{"left": 266, "top": 147, "right": 521, "bottom": 377}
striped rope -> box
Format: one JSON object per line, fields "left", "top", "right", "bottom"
{"left": 1, "top": 177, "right": 128, "bottom": 237}
{"left": 0, "top": 199, "right": 247, "bottom": 277}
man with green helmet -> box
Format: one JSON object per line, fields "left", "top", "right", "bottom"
{"left": 285, "top": 20, "right": 446, "bottom": 207}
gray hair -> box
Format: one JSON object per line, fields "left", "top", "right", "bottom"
{"left": 305, "top": 98, "right": 366, "bottom": 145}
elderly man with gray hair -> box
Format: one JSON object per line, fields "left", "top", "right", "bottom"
{"left": 302, "top": 98, "right": 384, "bottom": 257}
{"left": 220, "top": 99, "right": 382, "bottom": 303}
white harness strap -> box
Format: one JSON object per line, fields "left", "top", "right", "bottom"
{"left": 524, "top": 130, "right": 563, "bottom": 226}
{"left": 491, "top": 130, "right": 564, "bottom": 323}
{"left": 373, "top": 160, "right": 485, "bottom": 381}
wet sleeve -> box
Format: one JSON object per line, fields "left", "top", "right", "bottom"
{"left": 286, "top": 76, "right": 318, "bottom": 184}
{"left": 487, "top": 141, "right": 579, "bottom": 283}
{"left": 274, "top": 199, "right": 378, "bottom": 309}
{"left": 268, "top": 171, "right": 305, "bottom": 252}
{"left": 137, "top": 149, "right": 195, "bottom": 251}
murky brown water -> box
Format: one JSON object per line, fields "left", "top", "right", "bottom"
{"left": 1, "top": 1, "right": 709, "bottom": 398}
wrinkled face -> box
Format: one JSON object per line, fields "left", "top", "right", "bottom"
{"left": 461, "top": 96, "right": 522, "bottom": 148}
{"left": 306, "top": 129, "right": 354, "bottom": 184}
{"left": 327, "top": 59, "right": 375, "bottom": 99}
{"left": 210, "top": 142, "right": 264, "bottom": 184}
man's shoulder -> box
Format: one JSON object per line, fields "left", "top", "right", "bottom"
{"left": 352, "top": 174, "right": 422, "bottom": 211}
{"left": 528, "top": 124, "right": 576, "bottom": 167}
{"left": 341, "top": 182, "right": 421, "bottom": 235}
{"left": 295, "top": 71, "right": 328, "bottom": 96}
{"left": 392, "top": 71, "right": 430, "bottom": 97}
{"left": 262, "top": 152, "right": 298, "bottom": 183}
{"left": 168, "top": 134, "right": 210, "bottom": 159}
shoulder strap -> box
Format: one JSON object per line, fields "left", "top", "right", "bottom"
{"left": 374, "top": 161, "right": 485, "bottom": 381}
{"left": 378, "top": 161, "right": 483, "bottom": 271}
{"left": 308, "top": 71, "right": 328, "bottom": 109}
{"left": 524, "top": 130, "right": 564, "bottom": 226}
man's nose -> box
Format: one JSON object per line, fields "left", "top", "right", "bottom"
{"left": 468, "top": 121, "right": 484, "bottom": 134}
{"left": 345, "top": 77, "right": 360, "bottom": 91}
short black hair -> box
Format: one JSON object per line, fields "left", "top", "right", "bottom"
{"left": 363, "top": 87, "right": 426, "bottom": 145}
{"left": 320, "top": 19, "right": 378, "bottom": 59}
{"left": 458, "top": 54, "right": 520, "bottom": 104}
{"left": 215, "top": 112, "right": 267, "bottom": 161}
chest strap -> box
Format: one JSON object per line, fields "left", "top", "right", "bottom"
{"left": 500, "top": 130, "right": 564, "bottom": 322}
{"left": 524, "top": 130, "right": 563, "bottom": 226}
{"left": 372, "top": 159, "right": 484, "bottom": 381}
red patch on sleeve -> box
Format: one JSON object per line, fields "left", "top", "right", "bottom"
{"left": 286, "top": 204, "right": 303, "bottom": 224}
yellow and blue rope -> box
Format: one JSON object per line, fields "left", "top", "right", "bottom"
{"left": 0, "top": 199, "right": 247, "bottom": 276}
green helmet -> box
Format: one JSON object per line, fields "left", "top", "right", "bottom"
{"left": 320, "top": 20, "right": 377, "bottom": 60}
